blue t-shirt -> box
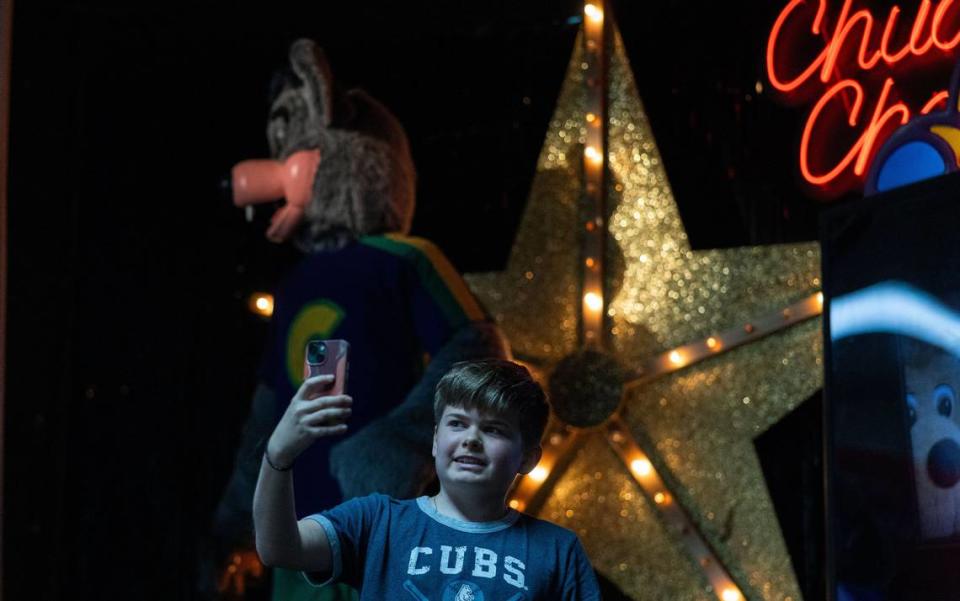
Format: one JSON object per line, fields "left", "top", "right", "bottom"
{"left": 305, "top": 494, "right": 601, "bottom": 600}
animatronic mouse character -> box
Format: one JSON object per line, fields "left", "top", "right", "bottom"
{"left": 904, "top": 339, "right": 960, "bottom": 540}
{"left": 213, "top": 39, "right": 509, "bottom": 599}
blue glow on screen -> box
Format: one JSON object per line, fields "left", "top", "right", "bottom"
{"left": 831, "top": 281, "right": 960, "bottom": 355}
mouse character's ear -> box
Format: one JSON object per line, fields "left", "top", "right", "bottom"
{"left": 289, "top": 39, "right": 334, "bottom": 129}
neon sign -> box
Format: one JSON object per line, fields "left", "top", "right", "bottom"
{"left": 767, "top": 0, "right": 960, "bottom": 196}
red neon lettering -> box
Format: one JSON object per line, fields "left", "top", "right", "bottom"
{"left": 801, "top": 80, "right": 864, "bottom": 185}
{"left": 800, "top": 78, "right": 909, "bottom": 185}
{"left": 909, "top": 0, "right": 936, "bottom": 55}
{"left": 880, "top": 6, "right": 911, "bottom": 64}
{"left": 855, "top": 78, "right": 910, "bottom": 174}
{"left": 921, "top": 89, "right": 951, "bottom": 113}
{"left": 767, "top": 0, "right": 827, "bottom": 92}
{"left": 933, "top": 0, "right": 960, "bottom": 50}
{"left": 768, "top": 0, "right": 947, "bottom": 92}
{"left": 768, "top": 0, "right": 960, "bottom": 193}
{"left": 820, "top": 0, "right": 881, "bottom": 82}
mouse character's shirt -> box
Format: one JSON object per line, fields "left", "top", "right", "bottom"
{"left": 260, "top": 235, "right": 485, "bottom": 515}
{"left": 304, "top": 494, "right": 601, "bottom": 601}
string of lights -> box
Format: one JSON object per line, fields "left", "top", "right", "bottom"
{"left": 581, "top": 1, "right": 607, "bottom": 347}
{"left": 629, "top": 291, "right": 823, "bottom": 385}
{"left": 508, "top": 423, "right": 583, "bottom": 514}
{"left": 605, "top": 416, "right": 744, "bottom": 601}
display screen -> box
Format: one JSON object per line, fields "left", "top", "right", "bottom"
{"left": 823, "top": 171, "right": 960, "bottom": 600}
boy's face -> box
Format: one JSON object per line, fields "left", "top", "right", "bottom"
{"left": 432, "top": 405, "right": 541, "bottom": 497}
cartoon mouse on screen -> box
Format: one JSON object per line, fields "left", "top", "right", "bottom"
{"left": 905, "top": 340, "right": 960, "bottom": 539}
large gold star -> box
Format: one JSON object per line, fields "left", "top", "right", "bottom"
{"left": 466, "top": 24, "right": 823, "bottom": 601}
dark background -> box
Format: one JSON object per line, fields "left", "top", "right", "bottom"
{"left": 6, "top": 0, "right": 827, "bottom": 599}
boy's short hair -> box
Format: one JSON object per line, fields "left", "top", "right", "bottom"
{"left": 434, "top": 359, "right": 549, "bottom": 450}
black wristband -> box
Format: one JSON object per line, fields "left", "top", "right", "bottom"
{"left": 264, "top": 450, "right": 293, "bottom": 472}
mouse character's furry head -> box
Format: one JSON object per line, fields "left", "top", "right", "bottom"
{"left": 267, "top": 39, "right": 416, "bottom": 252}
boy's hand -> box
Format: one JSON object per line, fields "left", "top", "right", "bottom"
{"left": 266, "top": 374, "right": 352, "bottom": 469}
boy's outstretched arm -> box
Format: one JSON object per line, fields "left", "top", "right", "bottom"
{"left": 252, "top": 374, "right": 352, "bottom": 572}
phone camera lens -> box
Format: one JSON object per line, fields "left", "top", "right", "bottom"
{"left": 307, "top": 341, "right": 327, "bottom": 364}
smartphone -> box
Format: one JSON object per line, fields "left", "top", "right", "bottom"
{"left": 303, "top": 339, "right": 350, "bottom": 395}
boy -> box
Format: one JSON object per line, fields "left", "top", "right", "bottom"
{"left": 253, "top": 358, "right": 602, "bottom": 599}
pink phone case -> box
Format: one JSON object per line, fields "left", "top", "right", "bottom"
{"left": 303, "top": 339, "right": 350, "bottom": 395}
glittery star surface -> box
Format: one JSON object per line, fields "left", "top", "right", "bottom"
{"left": 466, "top": 29, "right": 823, "bottom": 601}
{"left": 468, "top": 29, "right": 822, "bottom": 600}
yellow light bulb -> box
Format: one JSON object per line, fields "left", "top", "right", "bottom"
{"left": 654, "top": 492, "right": 668, "bottom": 504}
{"left": 706, "top": 337, "right": 719, "bottom": 349}
{"left": 631, "top": 458, "right": 652, "bottom": 477}
{"left": 584, "top": 3, "right": 603, "bottom": 23}
{"left": 585, "top": 112, "right": 597, "bottom": 123}
{"left": 584, "top": 292, "right": 603, "bottom": 312}
{"left": 530, "top": 465, "right": 549, "bottom": 483}
{"left": 249, "top": 293, "right": 275, "bottom": 317}
{"left": 508, "top": 499, "right": 522, "bottom": 510}
{"left": 585, "top": 145, "right": 603, "bottom": 165}
{"left": 668, "top": 350, "right": 683, "bottom": 365}
{"left": 816, "top": 291, "right": 824, "bottom": 308}
{"left": 721, "top": 588, "right": 742, "bottom": 601}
